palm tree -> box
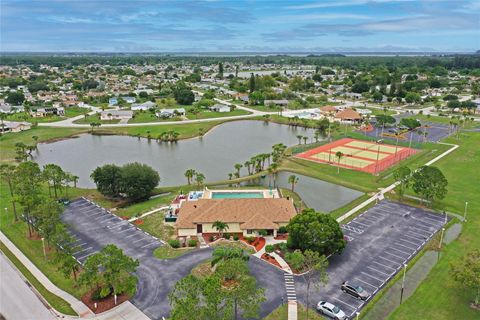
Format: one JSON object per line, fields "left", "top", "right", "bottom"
{"left": 184, "top": 169, "right": 196, "bottom": 185}
{"left": 198, "top": 127, "right": 205, "bottom": 137}
{"left": 146, "top": 130, "right": 151, "bottom": 140}
{"left": 335, "top": 151, "right": 344, "bottom": 174}
{"left": 228, "top": 173, "right": 233, "bottom": 180}
{"left": 72, "top": 175, "right": 79, "bottom": 188}
{"left": 268, "top": 163, "right": 279, "bottom": 187}
{"left": 296, "top": 135, "right": 303, "bottom": 145}
{"left": 0, "top": 113, "right": 6, "bottom": 134}
{"left": 234, "top": 163, "right": 243, "bottom": 177}
{"left": 244, "top": 160, "right": 252, "bottom": 175}
{"left": 211, "top": 246, "right": 248, "bottom": 267}
{"left": 32, "top": 135, "right": 39, "bottom": 150}
{"left": 0, "top": 164, "right": 19, "bottom": 221}
{"left": 303, "top": 136, "right": 308, "bottom": 144}
{"left": 195, "top": 172, "right": 205, "bottom": 187}
{"left": 212, "top": 220, "right": 229, "bottom": 238}
{"left": 288, "top": 174, "right": 299, "bottom": 192}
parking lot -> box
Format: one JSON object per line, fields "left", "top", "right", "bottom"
{"left": 361, "top": 120, "right": 451, "bottom": 144}
{"left": 295, "top": 200, "right": 447, "bottom": 318}
{"left": 62, "top": 197, "right": 163, "bottom": 264}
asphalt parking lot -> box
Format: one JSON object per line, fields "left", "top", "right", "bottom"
{"left": 294, "top": 200, "right": 447, "bottom": 319}
{"left": 62, "top": 198, "right": 285, "bottom": 319}
{"left": 361, "top": 121, "right": 451, "bottom": 143}
{"left": 62, "top": 197, "right": 163, "bottom": 264}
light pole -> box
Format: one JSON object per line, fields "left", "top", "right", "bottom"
{"left": 463, "top": 201, "right": 468, "bottom": 222}
{"left": 356, "top": 311, "right": 360, "bottom": 320}
{"left": 438, "top": 227, "right": 446, "bottom": 250}
{"left": 41, "top": 237, "right": 47, "bottom": 260}
{"left": 400, "top": 263, "right": 407, "bottom": 304}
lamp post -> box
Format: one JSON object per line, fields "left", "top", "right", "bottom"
{"left": 41, "top": 237, "right": 47, "bottom": 260}
{"left": 400, "top": 263, "right": 407, "bottom": 304}
{"left": 356, "top": 311, "right": 360, "bottom": 320}
{"left": 439, "top": 227, "right": 445, "bottom": 250}
{"left": 464, "top": 201, "right": 468, "bottom": 222}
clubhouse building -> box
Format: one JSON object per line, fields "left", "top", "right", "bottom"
{"left": 175, "top": 190, "right": 297, "bottom": 239}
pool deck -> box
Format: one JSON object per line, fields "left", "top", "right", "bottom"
{"left": 202, "top": 188, "right": 280, "bottom": 199}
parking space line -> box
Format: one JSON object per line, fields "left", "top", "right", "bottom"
{"left": 132, "top": 237, "right": 148, "bottom": 243}
{"left": 372, "top": 260, "right": 397, "bottom": 272}
{"left": 77, "top": 251, "right": 97, "bottom": 260}
{"left": 361, "top": 271, "right": 384, "bottom": 283}
{"left": 98, "top": 216, "right": 118, "bottom": 222}
{"left": 407, "top": 229, "right": 429, "bottom": 238}
{"left": 332, "top": 297, "right": 358, "bottom": 311}
{"left": 354, "top": 278, "right": 377, "bottom": 290}
{"left": 360, "top": 216, "right": 379, "bottom": 223}
{"left": 395, "top": 242, "right": 417, "bottom": 251}
{"left": 409, "top": 226, "right": 430, "bottom": 236}
{"left": 140, "top": 242, "right": 159, "bottom": 249}
{"left": 366, "top": 265, "right": 390, "bottom": 276}
{"left": 389, "top": 246, "right": 411, "bottom": 256}
{"left": 403, "top": 233, "right": 425, "bottom": 241}
{"left": 351, "top": 220, "right": 370, "bottom": 227}
{"left": 377, "top": 255, "right": 401, "bottom": 267}
{"left": 125, "top": 233, "right": 138, "bottom": 239}
{"left": 410, "top": 224, "right": 431, "bottom": 232}
{"left": 116, "top": 227, "right": 134, "bottom": 234}
{"left": 412, "top": 218, "right": 438, "bottom": 228}
{"left": 384, "top": 250, "right": 405, "bottom": 261}
{"left": 399, "top": 238, "right": 422, "bottom": 247}
{"left": 76, "top": 246, "right": 93, "bottom": 253}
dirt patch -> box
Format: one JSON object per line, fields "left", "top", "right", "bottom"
{"left": 240, "top": 237, "right": 265, "bottom": 252}
{"left": 274, "top": 234, "right": 288, "bottom": 240}
{"left": 134, "top": 219, "right": 144, "bottom": 225}
{"left": 81, "top": 289, "right": 129, "bottom": 314}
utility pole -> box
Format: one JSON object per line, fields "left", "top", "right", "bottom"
{"left": 463, "top": 201, "right": 468, "bottom": 222}
{"left": 400, "top": 263, "right": 407, "bottom": 304}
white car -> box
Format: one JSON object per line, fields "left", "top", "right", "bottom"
{"left": 316, "top": 301, "right": 347, "bottom": 320}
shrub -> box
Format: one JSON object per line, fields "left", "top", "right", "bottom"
{"left": 187, "top": 239, "right": 197, "bottom": 247}
{"left": 265, "top": 245, "right": 274, "bottom": 253}
{"left": 209, "top": 235, "right": 215, "bottom": 242}
{"left": 233, "top": 235, "right": 239, "bottom": 241}
{"left": 245, "top": 236, "right": 255, "bottom": 244}
{"left": 278, "top": 226, "right": 288, "bottom": 234}
{"left": 224, "top": 233, "right": 231, "bottom": 240}
{"left": 168, "top": 239, "right": 181, "bottom": 248}
{"left": 258, "top": 230, "right": 268, "bottom": 237}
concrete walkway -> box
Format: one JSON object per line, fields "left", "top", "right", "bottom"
{"left": 0, "top": 231, "right": 150, "bottom": 320}
{"left": 128, "top": 206, "right": 168, "bottom": 222}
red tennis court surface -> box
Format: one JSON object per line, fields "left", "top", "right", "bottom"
{"left": 296, "top": 138, "right": 417, "bottom": 174}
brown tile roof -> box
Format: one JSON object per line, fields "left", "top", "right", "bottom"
{"left": 334, "top": 108, "right": 362, "bottom": 120}
{"left": 176, "top": 198, "right": 296, "bottom": 230}
{"left": 320, "top": 105, "right": 337, "bottom": 113}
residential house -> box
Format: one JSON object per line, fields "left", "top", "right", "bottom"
{"left": 156, "top": 108, "right": 186, "bottom": 118}
{"left": 175, "top": 198, "right": 296, "bottom": 238}
{"left": 109, "top": 97, "right": 118, "bottom": 106}
{"left": 122, "top": 96, "right": 136, "bottom": 104}
{"left": 209, "top": 104, "right": 230, "bottom": 113}
{"left": 264, "top": 99, "right": 289, "bottom": 107}
{"left": 131, "top": 101, "right": 156, "bottom": 111}
{"left": 0, "top": 121, "right": 32, "bottom": 133}
{"left": 100, "top": 110, "right": 133, "bottom": 121}
{"left": 30, "top": 107, "right": 65, "bottom": 117}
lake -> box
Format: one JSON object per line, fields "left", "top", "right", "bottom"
{"left": 34, "top": 120, "right": 316, "bottom": 188}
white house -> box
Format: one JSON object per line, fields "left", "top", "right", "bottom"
{"left": 156, "top": 108, "right": 186, "bottom": 118}
{"left": 108, "top": 97, "right": 118, "bottom": 106}
{"left": 100, "top": 110, "right": 133, "bottom": 121}
{"left": 122, "top": 96, "right": 136, "bottom": 104}
{"left": 131, "top": 101, "right": 156, "bottom": 111}
{"left": 1, "top": 121, "right": 32, "bottom": 133}
{"left": 209, "top": 104, "right": 230, "bottom": 113}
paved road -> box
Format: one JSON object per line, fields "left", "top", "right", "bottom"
{"left": 0, "top": 253, "right": 56, "bottom": 320}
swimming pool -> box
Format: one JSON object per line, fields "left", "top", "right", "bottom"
{"left": 211, "top": 192, "right": 264, "bottom": 199}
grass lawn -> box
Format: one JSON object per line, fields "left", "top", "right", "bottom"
{"left": 5, "top": 108, "right": 90, "bottom": 124}
{"left": 263, "top": 303, "right": 324, "bottom": 320}
{"left": 186, "top": 108, "right": 251, "bottom": 120}
{"left": 153, "top": 246, "right": 194, "bottom": 259}
{"left": 211, "top": 239, "right": 256, "bottom": 254}
{"left": 413, "top": 113, "right": 479, "bottom": 128}
{"left": 128, "top": 111, "right": 182, "bottom": 123}
{"left": 246, "top": 104, "right": 282, "bottom": 112}
{"left": 0, "top": 242, "right": 78, "bottom": 316}
{"left": 387, "top": 131, "right": 480, "bottom": 320}
{"left": 137, "top": 212, "right": 175, "bottom": 241}
{"left": 115, "top": 193, "right": 175, "bottom": 219}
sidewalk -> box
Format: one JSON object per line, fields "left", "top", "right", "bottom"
{"left": 0, "top": 231, "right": 150, "bottom": 320}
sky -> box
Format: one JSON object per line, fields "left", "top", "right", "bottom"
{"left": 1, "top": 0, "right": 479, "bottom": 53}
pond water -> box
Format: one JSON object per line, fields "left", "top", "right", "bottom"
{"left": 34, "top": 120, "right": 315, "bottom": 188}
{"left": 243, "top": 172, "right": 363, "bottom": 212}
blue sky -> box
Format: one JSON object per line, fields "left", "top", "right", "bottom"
{"left": 1, "top": 0, "right": 479, "bottom": 52}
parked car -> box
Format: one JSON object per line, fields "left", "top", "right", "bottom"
{"left": 341, "top": 281, "right": 370, "bottom": 300}
{"left": 316, "top": 301, "right": 347, "bottom": 320}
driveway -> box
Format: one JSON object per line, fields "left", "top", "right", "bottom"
{"left": 294, "top": 200, "right": 447, "bottom": 318}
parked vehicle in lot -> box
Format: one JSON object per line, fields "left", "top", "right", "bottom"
{"left": 316, "top": 301, "right": 347, "bottom": 320}
{"left": 341, "top": 281, "right": 370, "bottom": 300}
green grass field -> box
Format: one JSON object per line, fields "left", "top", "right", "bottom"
{"left": 72, "top": 113, "right": 120, "bottom": 124}
{"left": 387, "top": 131, "right": 480, "bottom": 320}
{"left": 4, "top": 108, "right": 89, "bottom": 123}
{"left": 264, "top": 304, "right": 324, "bottom": 320}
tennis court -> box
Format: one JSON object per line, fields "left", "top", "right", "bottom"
{"left": 296, "top": 138, "right": 417, "bottom": 174}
